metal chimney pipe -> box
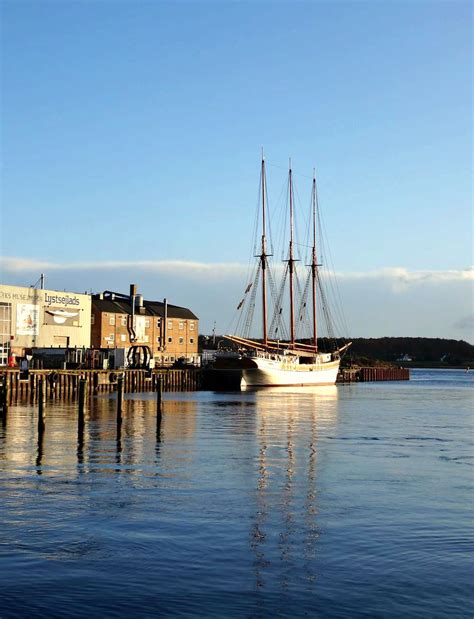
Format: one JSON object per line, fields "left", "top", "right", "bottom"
{"left": 163, "top": 298, "right": 168, "bottom": 351}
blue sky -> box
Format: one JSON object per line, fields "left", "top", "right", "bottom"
{"left": 1, "top": 1, "right": 472, "bottom": 340}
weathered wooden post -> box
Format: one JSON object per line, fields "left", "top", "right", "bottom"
{"left": 117, "top": 375, "right": 124, "bottom": 425}
{"left": 38, "top": 377, "right": 46, "bottom": 434}
{"left": 78, "top": 378, "right": 87, "bottom": 430}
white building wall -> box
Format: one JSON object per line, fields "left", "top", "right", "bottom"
{"left": 0, "top": 284, "right": 91, "bottom": 363}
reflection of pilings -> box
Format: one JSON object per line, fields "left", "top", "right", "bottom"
{"left": 38, "top": 378, "right": 45, "bottom": 434}
{"left": 156, "top": 377, "right": 162, "bottom": 429}
{"left": 77, "top": 380, "right": 86, "bottom": 466}
{"left": 36, "top": 427, "right": 44, "bottom": 475}
{"left": 116, "top": 417, "right": 122, "bottom": 470}
{"left": 77, "top": 425, "right": 84, "bottom": 468}
{"left": 117, "top": 376, "right": 124, "bottom": 426}
{"left": 0, "top": 379, "right": 8, "bottom": 418}
{"left": 78, "top": 379, "right": 86, "bottom": 430}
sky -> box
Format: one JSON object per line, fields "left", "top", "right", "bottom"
{"left": 1, "top": 0, "right": 472, "bottom": 341}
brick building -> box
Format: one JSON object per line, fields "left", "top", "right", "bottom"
{"left": 91, "top": 285, "right": 199, "bottom": 366}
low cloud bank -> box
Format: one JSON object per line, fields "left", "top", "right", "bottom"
{"left": 1, "top": 257, "right": 472, "bottom": 341}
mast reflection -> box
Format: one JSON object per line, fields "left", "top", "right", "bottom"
{"left": 251, "top": 385, "right": 339, "bottom": 596}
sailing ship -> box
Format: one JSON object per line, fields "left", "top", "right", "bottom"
{"left": 215, "top": 154, "right": 350, "bottom": 389}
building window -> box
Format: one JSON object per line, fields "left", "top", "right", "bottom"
{"left": 120, "top": 334, "right": 126, "bottom": 342}
{"left": 168, "top": 337, "right": 172, "bottom": 343}
{"left": 168, "top": 321, "right": 173, "bottom": 330}
{"left": 156, "top": 337, "right": 161, "bottom": 344}
{"left": 190, "top": 338, "right": 194, "bottom": 344}
{"left": 109, "top": 315, "right": 115, "bottom": 326}
{"left": 156, "top": 319, "right": 161, "bottom": 328}
{"left": 0, "top": 302, "right": 12, "bottom": 367}
{"left": 91, "top": 314, "right": 95, "bottom": 325}
{"left": 145, "top": 319, "right": 150, "bottom": 328}
{"left": 108, "top": 334, "right": 114, "bottom": 342}
{"left": 189, "top": 322, "right": 195, "bottom": 331}
{"left": 179, "top": 322, "right": 184, "bottom": 330}
{"left": 121, "top": 316, "right": 127, "bottom": 326}
{"left": 179, "top": 337, "right": 184, "bottom": 344}
{"left": 144, "top": 335, "right": 149, "bottom": 343}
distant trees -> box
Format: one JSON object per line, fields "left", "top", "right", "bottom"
{"left": 338, "top": 337, "right": 474, "bottom": 366}
{"left": 199, "top": 335, "right": 474, "bottom": 366}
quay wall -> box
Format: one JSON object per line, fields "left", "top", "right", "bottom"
{"left": 0, "top": 368, "right": 202, "bottom": 404}
{"left": 337, "top": 367, "right": 410, "bottom": 383}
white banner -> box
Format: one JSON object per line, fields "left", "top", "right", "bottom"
{"left": 16, "top": 304, "right": 40, "bottom": 336}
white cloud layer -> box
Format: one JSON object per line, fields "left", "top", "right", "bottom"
{"left": 1, "top": 257, "right": 473, "bottom": 341}
{"left": 2, "top": 257, "right": 473, "bottom": 284}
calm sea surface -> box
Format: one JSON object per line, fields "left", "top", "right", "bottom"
{"left": 0, "top": 369, "right": 472, "bottom": 618}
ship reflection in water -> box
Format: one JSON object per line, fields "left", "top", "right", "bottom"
{"left": 0, "top": 372, "right": 472, "bottom": 618}
{"left": 250, "top": 386, "right": 338, "bottom": 596}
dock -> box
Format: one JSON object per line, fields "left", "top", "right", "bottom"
{"left": 0, "top": 368, "right": 202, "bottom": 405}
{"left": 337, "top": 367, "right": 410, "bottom": 383}
{"left": 0, "top": 365, "right": 409, "bottom": 405}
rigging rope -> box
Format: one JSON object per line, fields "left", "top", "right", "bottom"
{"left": 242, "top": 263, "right": 261, "bottom": 339}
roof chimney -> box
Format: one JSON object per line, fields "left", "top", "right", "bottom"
{"left": 130, "top": 284, "right": 137, "bottom": 300}
{"left": 135, "top": 294, "right": 145, "bottom": 314}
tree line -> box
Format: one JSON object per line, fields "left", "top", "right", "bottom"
{"left": 199, "top": 335, "right": 474, "bottom": 366}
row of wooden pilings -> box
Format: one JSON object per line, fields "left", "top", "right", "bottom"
{"left": 0, "top": 375, "right": 163, "bottom": 437}
{"left": 0, "top": 368, "right": 202, "bottom": 406}
{"left": 0, "top": 365, "right": 409, "bottom": 410}
{"left": 338, "top": 367, "right": 410, "bottom": 383}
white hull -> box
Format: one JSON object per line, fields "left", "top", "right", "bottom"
{"left": 213, "top": 352, "right": 341, "bottom": 389}
{"left": 242, "top": 356, "right": 340, "bottom": 388}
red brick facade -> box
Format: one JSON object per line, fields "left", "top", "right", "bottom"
{"left": 91, "top": 289, "right": 199, "bottom": 366}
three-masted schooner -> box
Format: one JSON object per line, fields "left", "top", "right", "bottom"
{"left": 215, "top": 154, "right": 350, "bottom": 388}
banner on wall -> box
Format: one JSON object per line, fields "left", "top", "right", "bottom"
{"left": 44, "top": 307, "right": 80, "bottom": 327}
{"left": 16, "top": 304, "right": 40, "bottom": 336}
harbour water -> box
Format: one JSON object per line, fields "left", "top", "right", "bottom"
{"left": 0, "top": 369, "right": 472, "bottom": 617}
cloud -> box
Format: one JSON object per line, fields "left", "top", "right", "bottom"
{"left": 1, "top": 256, "right": 472, "bottom": 285}
{"left": 0, "top": 257, "right": 247, "bottom": 281}
{"left": 1, "top": 257, "right": 472, "bottom": 340}
{"left": 453, "top": 314, "right": 474, "bottom": 331}
{"left": 335, "top": 266, "right": 474, "bottom": 287}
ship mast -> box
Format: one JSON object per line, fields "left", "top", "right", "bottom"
{"left": 288, "top": 160, "right": 296, "bottom": 347}
{"left": 311, "top": 171, "right": 318, "bottom": 352}
{"left": 260, "top": 151, "right": 268, "bottom": 347}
